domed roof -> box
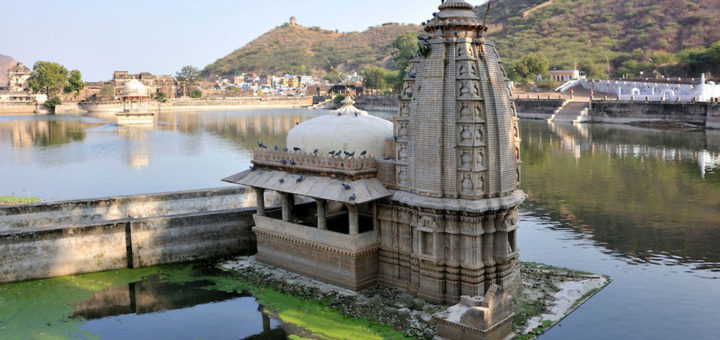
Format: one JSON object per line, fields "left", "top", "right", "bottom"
{"left": 287, "top": 97, "right": 393, "bottom": 157}
{"left": 122, "top": 79, "right": 148, "bottom": 97}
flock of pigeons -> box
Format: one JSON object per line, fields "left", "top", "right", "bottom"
{"left": 254, "top": 141, "right": 361, "bottom": 202}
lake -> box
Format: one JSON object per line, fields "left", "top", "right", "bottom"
{"left": 1, "top": 110, "right": 719, "bottom": 339}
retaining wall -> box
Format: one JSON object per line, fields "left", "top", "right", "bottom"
{"left": 515, "top": 99, "right": 566, "bottom": 119}
{"left": 590, "top": 100, "right": 720, "bottom": 126}
{"left": 0, "top": 187, "right": 272, "bottom": 283}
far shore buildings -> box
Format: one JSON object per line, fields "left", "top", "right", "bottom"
{"left": 83, "top": 71, "right": 177, "bottom": 101}
{"left": 0, "top": 62, "right": 46, "bottom": 103}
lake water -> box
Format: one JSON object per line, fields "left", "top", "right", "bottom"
{"left": 1, "top": 110, "right": 720, "bottom": 339}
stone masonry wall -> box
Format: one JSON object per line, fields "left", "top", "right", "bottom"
{"left": 590, "top": 100, "right": 720, "bottom": 126}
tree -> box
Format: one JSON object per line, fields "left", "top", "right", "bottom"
{"left": 28, "top": 61, "right": 69, "bottom": 98}
{"left": 64, "top": 70, "right": 85, "bottom": 94}
{"left": 578, "top": 60, "right": 607, "bottom": 79}
{"left": 522, "top": 52, "right": 549, "bottom": 79}
{"left": 176, "top": 65, "right": 201, "bottom": 97}
{"left": 361, "top": 67, "right": 388, "bottom": 92}
{"left": 190, "top": 89, "right": 203, "bottom": 99}
{"left": 99, "top": 84, "right": 116, "bottom": 99}
{"left": 391, "top": 32, "right": 418, "bottom": 74}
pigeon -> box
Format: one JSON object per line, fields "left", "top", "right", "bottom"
{"left": 250, "top": 165, "right": 256, "bottom": 171}
{"left": 342, "top": 183, "right": 351, "bottom": 190}
{"left": 354, "top": 112, "right": 358, "bottom": 117}
{"left": 296, "top": 121, "right": 300, "bottom": 126}
{"left": 274, "top": 145, "right": 279, "bottom": 150}
{"left": 289, "top": 159, "right": 296, "bottom": 166}
{"left": 283, "top": 146, "right": 289, "bottom": 152}
{"left": 349, "top": 193, "right": 356, "bottom": 201}
{"left": 293, "top": 147, "right": 301, "bottom": 152}
{"left": 454, "top": 32, "right": 459, "bottom": 37}
{"left": 313, "top": 148, "right": 319, "bottom": 154}
{"left": 344, "top": 151, "right": 351, "bottom": 157}
{"left": 279, "top": 178, "right": 285, "bottom": 183}
{"left": 337, "top": 112, "right": 342, "bottom": 116}
{"left": 328, "top": 150, "right": 335, "bottom": 156}
{"left": 360, "top": 150, "right": 367, "bottom": 156}
{"left": 258, "top": 142, "right": 267, "bottom": 148}
{"left": 296, "top": 176, "right": 305, "bottom": 183}
{"left": 336, "top": 150, "right": 342, "bottom": 155}
{"left": 393, "top": 135, "right": 398, "bottom": 142}
{"left": 280, "top": 159, "right": 287, "bottom": 165}
{"left": 348, "top": 151, "right": 355, "bottom": 157}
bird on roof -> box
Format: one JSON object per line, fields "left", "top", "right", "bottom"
{"left": 274, "top": 145, "right": 279, "bottom": 150}
{"left": 293, "top": 147, "right": 301, "bottom": 152}
{"left": 279, "top": 178, "right": 285, "bottom": 183}
{"left": 296, "top": 176, "right": 305, "bottom": 183}
{"left": 393, "top": 135, "right": 398, "bottom": 142}
{"left": 336, "top": 150, "right": 342, "bottom": 155}
{"left": 289, "top": 160, "right": 296, "bottom": 166}
{"left": 337, "top": 112, "right": 342, "bottom": 116}
{"left": 328, "top": 150, "right": 335, "bottom": 156}
{"left": 354, "top": 112, "right": 358, "bottom": 117}
{"left": 349, "top": 193, "right": 356, "bottom": 201}
{"left": 313, "top": 148, "right": 319, "bottom": 154}
{"left": 250, "top": 165, "right": 256, "bottom": 171}
{"left": 344, "top": 151, "right": 351, "bottom": 156}
{"left": 296, "top": 121, "right": 300, "bottom": 125}
{"left": 360, "top": 150, "right": 367, "bottom": 156}
{"left": 342, "top": 183, "right": 351, "bottom": 190}
{"left": 283, "top": 146, "right": 289, "bottom": 152}
{"left": 258, "top": 142, "right": 267, "bottom": 148}
{"left": 280, "top": 159, "right": 287, "bottom": 165}
{"left": 348, "top": 151, "right": 355, "bottom": 157}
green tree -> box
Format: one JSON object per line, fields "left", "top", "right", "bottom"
{"left": 384, "top": 70, "right": 403, "bottom": 93}
{"left": 578, "top": 60, "right": 607, "bottom": 79}
{"left": 63, "top": 70, "right": 85, "bottom": 94}
{"left": 522, "top": 52, "right": 550, "bottom": 79}
{"left": 391, "top": 32, "right": 418, "bottom": 74}
{"left": 99, "top": 84, "right": 116, "bottom": 99}
{"left": 361, "top": 67, "right": 388, "bottom": 92}
{"left": 190, "top": 89, "right": 203, "bottom": 99}
{"left": 28, "top": 61, "right": 69, "bottom": 98}
{"left": 176, "top": 65, "right": 201, "bottom": 97}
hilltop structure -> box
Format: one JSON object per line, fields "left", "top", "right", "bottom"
{"left": 225, "top": 0, "right": 522, "bottom": 338}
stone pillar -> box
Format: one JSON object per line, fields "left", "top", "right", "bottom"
{"left": 315, "top": 199, "right": 327, "bottom": 230}
{"left": 255, "top": 187, "right": 265, "bottom": 216}
{"left": 347, "top": 204, "right": 359, "bottom": 235}
{"left": 281, "top": 193, "right": 293, "bottom": 222}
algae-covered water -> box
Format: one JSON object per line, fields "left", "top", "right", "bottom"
{"left": 0, "top": 263, "right": 407, "bottom": 340}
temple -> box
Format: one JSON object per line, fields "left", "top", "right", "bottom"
{"left": 224, "top": 0, "right": 523, "bottom": 330}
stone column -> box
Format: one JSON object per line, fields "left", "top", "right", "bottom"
{"left": 315, "top": 199, "right": 327, "bottom": 230}
{"left": 254, "top": 187, "right": 265, "bottom": 216}
{"left": 347, "top": 204, "right": 359, "bottom": 235}
{"left": 281, "top": 193, "right": 293, "bottom": 222}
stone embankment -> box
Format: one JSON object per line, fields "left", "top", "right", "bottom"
{"left": 354, "top": 95, "right": 401, "bottom": 113}
{"left": 220, "top": 257, "right": 609, "bottom": 340}
{"left": 0, "top": 187, "right": 278, "bottom": 283}
{"left": 159, "top": 97, "right": 313, "bottom": 111}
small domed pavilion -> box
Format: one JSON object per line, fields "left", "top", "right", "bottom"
{"left": 117, "top": 80, "right": 154, "bottom": 125}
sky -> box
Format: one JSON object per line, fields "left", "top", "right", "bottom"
{"left": 1, "top": 0, "right": 486, "bottom": 81}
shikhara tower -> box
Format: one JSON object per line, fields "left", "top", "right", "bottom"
{"left": 378, "top": 0, "right": 525, "bottom": 304}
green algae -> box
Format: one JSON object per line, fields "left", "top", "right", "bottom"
{"left": 0, "top": 263, "right": 411, "bottom": 340}
{"left": 0, "top": 196, "right": 41, "bottom": 206}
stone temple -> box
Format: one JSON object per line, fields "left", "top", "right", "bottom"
{"left": 224, "top": 0, "right": 523, "bottom": 336}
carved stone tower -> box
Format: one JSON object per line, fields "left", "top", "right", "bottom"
{"left": 378, "top": 0, "right": 525, "bottom": 304}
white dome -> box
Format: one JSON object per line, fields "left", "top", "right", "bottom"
{"left": 123, "top": 80, "right": 148, "bottom": 97}
{"left": 287, "top": 98, "right": 393, "bottom": 157}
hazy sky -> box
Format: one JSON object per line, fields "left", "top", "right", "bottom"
{"left": 1, "top": 0, "right": 487, "bottom": 81}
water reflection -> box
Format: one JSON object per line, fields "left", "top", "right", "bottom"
{"left": 0, "top": 110, "right": 321, "bottom": 201}
{"left": 73, "top": 276, "right": 287, "bottom": 340}
{"left": 521, "top": 120, "right": 720, "bottom": 270}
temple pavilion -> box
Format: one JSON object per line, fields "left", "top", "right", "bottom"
{"left": 116, "top": 79, "right": 154, "bottom": 125}
{"left": 225, "top": 1, "right": 524, "bottom": 338}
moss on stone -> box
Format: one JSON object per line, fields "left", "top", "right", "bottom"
{"left": 0, "top": 196, "right": 41, "bottom": 206}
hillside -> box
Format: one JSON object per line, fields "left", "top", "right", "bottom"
{"left": 481, "top": 0, "right": 720, "bottom": 75}
{"left": 0, "top": 54, "right": 18, "bottom": 86}
{"left": 204, "top": 23, "right": 422, "bottom": 77}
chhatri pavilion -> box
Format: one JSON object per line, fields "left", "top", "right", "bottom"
{"left": 225, "top": 1, "right": 523, "bottom": 338}
{"left": 116, "top": 79, "right": 154, "bottom": 125}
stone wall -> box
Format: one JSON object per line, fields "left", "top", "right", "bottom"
{"left": 0, "top": 187, "right": 273, "bottom": 283}
{"left": 515, "top": 99, "right": 566, "bottom": 119}
{"left": 0, "top": 102, "right": 37, "bottom": 114}
{"left": 355, "top": 95, "right": 400, "bottom": 113}
{"left": 590, "top": 100, "right": 720, "bottom": 126}
{"left": 162, "top": 97, "right": 313, "bottom": 111}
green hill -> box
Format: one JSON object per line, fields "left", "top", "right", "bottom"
{"left": 203, "top": 22, "right": 422, "bottom": 77}
{"left": 482, "top": 0, "right": 720, "bottom": 77}
{"left": 204, "top": 1, "right": 720, "bottom": 79}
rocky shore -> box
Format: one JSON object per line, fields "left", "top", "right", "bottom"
{"left": 219, "top": 257, "right": 609, "bottom": 339}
